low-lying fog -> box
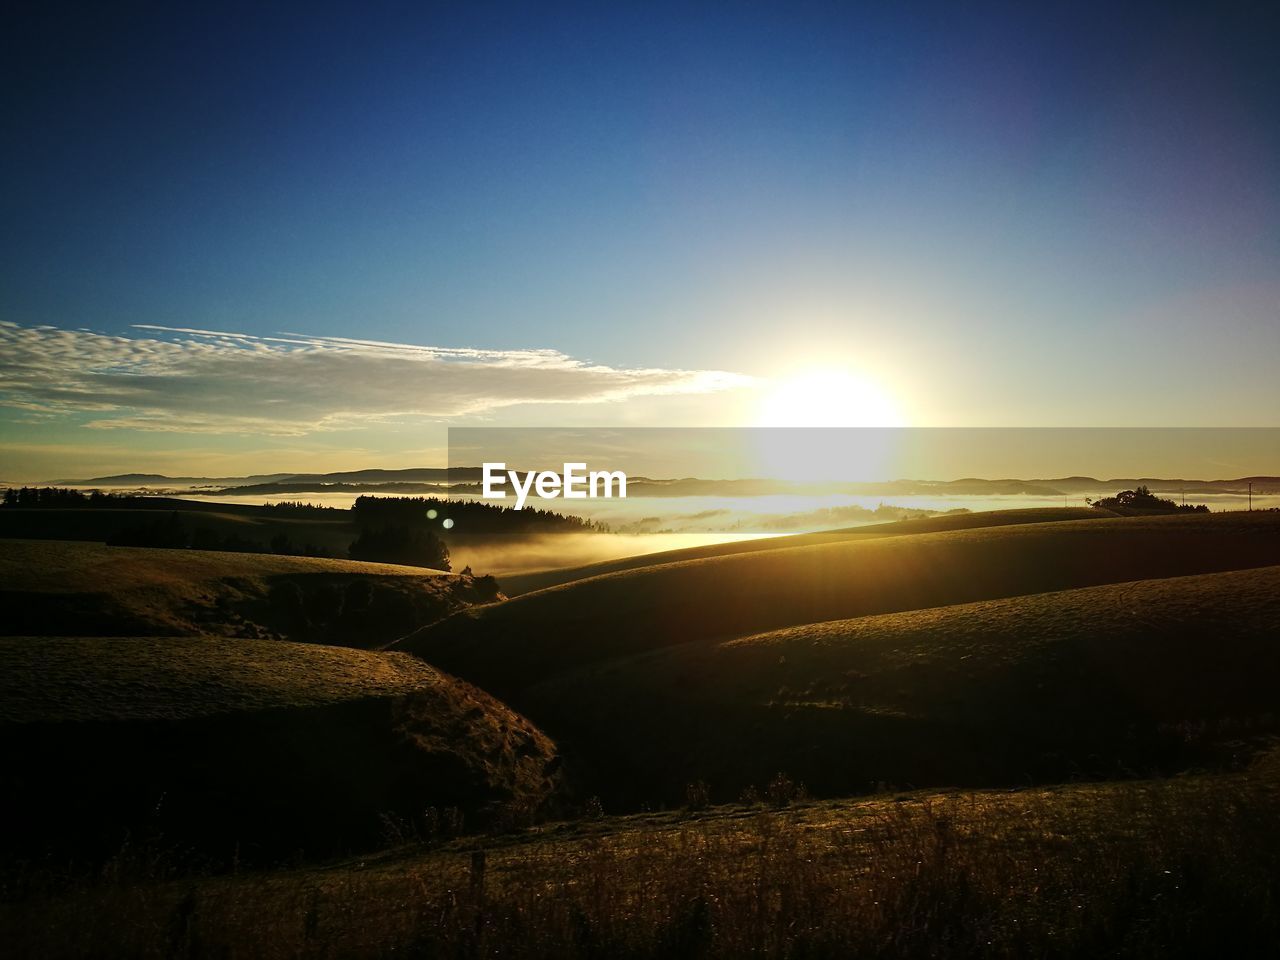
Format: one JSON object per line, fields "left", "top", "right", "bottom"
{"left": 183, "top": 490, "right": 1280, "bottom": 578}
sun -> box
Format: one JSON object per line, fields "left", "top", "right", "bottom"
{"left": 756, "top": 368, "right": 905, "bottom": 428}
{"left": 750, "top": 367, "right": 904, "bottom": 481}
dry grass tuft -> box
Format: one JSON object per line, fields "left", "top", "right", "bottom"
{"left": 4, "top": 759, "right": 1278, "bottom": 958}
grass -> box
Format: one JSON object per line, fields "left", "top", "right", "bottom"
{"left": 399, "top": 512, "right": 1280, "bottom": 699}
{"left": 500, "top": 506, "right": 1108, "bottom": 595}
{"left": 517, "top": 564, "right": 1280, "bottom": 806}
{"left": 0, "top": 538, "right": 451, "bottom": 592}
{"left": 0, "top": 635, "right": 451, "bottom": 722}
{"left": 0, "top": 635, "right": 562, "bottom": 863}
{"left": 0, "top": 502, "right": 360, "bottom": 555}
{"left": 5, "top": 750, "right": 1278, "bottom": 958}
{"left": 0, "top": 538, "right": 486, "bottom": 646}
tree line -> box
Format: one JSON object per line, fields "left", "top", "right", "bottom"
{"left": 2, "top": 487, "right": 611, "bottom": 574}
{"left": 2, "top": 487, "right": 341, "bottom": 515}
{"left": 1090, "top": 486, "right": 1209, "bottom": 513}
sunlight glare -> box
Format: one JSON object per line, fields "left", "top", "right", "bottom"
{"left": 757, "top": 368, "right": 904, "bottom": 428}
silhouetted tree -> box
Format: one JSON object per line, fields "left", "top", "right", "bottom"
{"left": 348, "top": 525, "right": 451, "bottom": 570}
{"left": 1092, "top": 486, "right": 1208, "bottom": 513}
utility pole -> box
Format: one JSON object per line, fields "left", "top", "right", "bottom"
{"left": 1249, "top": 481, "right": 1252, "bottom": 512}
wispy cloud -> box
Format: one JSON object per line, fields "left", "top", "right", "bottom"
{"left": 0, "top": 322, "right": 751, "bottom": 435}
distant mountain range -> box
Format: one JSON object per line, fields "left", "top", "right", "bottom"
{"left": 30, "top": 469, "right": 1279, "bottom": 498}
{"left": 44, "top": 472, "right": 297, "bottom": 486}
{"left": 43, "top": 468, "right": 484, "bottom": 487}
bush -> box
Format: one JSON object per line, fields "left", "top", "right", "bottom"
{"left": 684, "top": 780, "right": 712, "bottom": 811}
{"left": 765, "top": 772, "right": 806, "bottom": 808}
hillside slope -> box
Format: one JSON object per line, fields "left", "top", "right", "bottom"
{"left": 0, "top": 501, "right": 358, "bottom": 553}
{"left": 500, "top": 506, "right": 1106, "bottom": 595}
{"left": 400, "top": 512, "right": 1280, "bottom": 698}
{"left": 0, "top": 635, "right": 562, "bottom": 860}
{"left": 0, "top": 539, "right": 498, "bottom": 646}
{"left": 521, "top": 564, "right": 1280, "bottom": 805}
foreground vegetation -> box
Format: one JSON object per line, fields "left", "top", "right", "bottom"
{"left": 5, "top": 752, "right": 1278, "bottom": 958}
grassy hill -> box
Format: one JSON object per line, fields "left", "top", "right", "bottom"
{"left": 7, "top": 507, "right": 1280, "bottom": 956}
{"left": 0, "top": 501, "right": 359, "bottom": 554}
{"left": 0, "top": 635, "right": 562, "bottom": 862}
{"left": 519, "top": 564, "right": 1280, "bottom": 805}
{"left": 500, "top": 506, "right": 1108, "bottom": 594}
{"left": 0, "top": 539, "right": 497, "bottom": 646}
{"left": 399, "top": 512, "right": 1280, "bottom": 699}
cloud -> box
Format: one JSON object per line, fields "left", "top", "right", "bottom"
{"left": 0, "top": 322, "right": 751, "bottom": 435}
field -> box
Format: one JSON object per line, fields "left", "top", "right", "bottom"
{"left": 3, "top": 507, "right": 1280, "bottom": 956}
{"left": 5, "top": 751, "right": 1279, "bottom": 958}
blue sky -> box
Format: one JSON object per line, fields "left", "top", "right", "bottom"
{"left": 2, "top": 2, "right": 1278, "bottom": 478}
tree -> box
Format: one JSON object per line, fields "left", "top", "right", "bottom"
{"left": 348, "top": 525, "right": 450, "bottom": 570}
{"left": 1092, "top": 486, "right": 1208, "bottom": 513}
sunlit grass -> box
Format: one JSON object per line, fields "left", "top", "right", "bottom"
{"left": 6, "top": 755, "right": 1278, "bottom": 958}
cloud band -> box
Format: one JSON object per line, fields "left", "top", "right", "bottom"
{"left": 0, "top": 322, "right": 750, "bottom": 435}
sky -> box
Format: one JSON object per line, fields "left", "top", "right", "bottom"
{"left": 2, "top": 1, "right": 1278, "bottom": 480}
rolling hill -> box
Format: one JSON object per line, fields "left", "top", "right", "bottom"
{"left": 518, "top": 564, "right": 1280, "bottom": 805}
{"left": 500, "top": 506, "right": 1108, "bottom": 594}
{"left": 398, "top": 512, "right": 1280, "bottom": 700}
{"left": 0, "top": 635, "right": 563, "bottom": 861}
{"left": 0, "top": 499, "right": 360, "bottom": 554}
{"left": 0, "top": 539, "right": 498, "bottom": 646}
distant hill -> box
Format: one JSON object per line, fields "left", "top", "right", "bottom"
{"left": 27, "top": 469, "right": 1280, "bottom": 497}
{"left": 212, "top": 480, "right": 451, "bottom": 496}
{"left": 44, "top": 472, "right": 294, "bottom": 486}
{"left": 42, "top": 467, "right": 488, "bottom": 489}
{"left": 1042, "top": 476, "right": 1280, "bottom": 495}
{"left": 444, "top": 476, "right": 1071, "bottom": 497}
{"left": 267, "top": 467, "right": 485, "bottom": 484}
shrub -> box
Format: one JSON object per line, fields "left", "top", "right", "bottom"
{"left": 684, "top": 780, "right": 712, "bottom": 811}
{"left": 765, "top": 772, "right": 806, "bottom": 808}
